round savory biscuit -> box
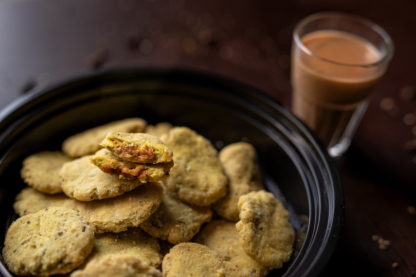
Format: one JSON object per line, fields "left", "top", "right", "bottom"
{"left": 62, "top": 118, "right": 147, "bottom": 158}
{"left": 71, "top": 254, "right": 162, "bottom": 277}
{"left": 3, "top": 207, "right": 94, "bottom": 276}
{"left": 140, "top": 190, "right": 212, "bottom": 244}
{"left": 13, "top": 187, "right": 74, "bottom": 216}
{"left": 78, "top": 183, "right": 163, "bottom": 233}
{"left": 236, "top": 190, "right": 295, "bottom": 268}
{"left": 162, "top": 242, "right": 237, "bottom": 277}
{"left": 195, "top": 220, "right": 268, "bottom": 277}
{"left": 162, "top": 127, "right": 227, "bottom": 206}
{"left": 87, "top": 229, "right": 161, "bottom": 267}
{"left": 100, "top": 132, "right": 173, "bottom": 164}
{"left": 214, "top": 142, "right": 264, "bottom": 221}
{"left": 60, "top": 156, "right": 143, "bottom": 201}
{"left": 21, "top": 151, "right": 71, "bottom": 194}
{"left": 90, "top": 149, "right": 172, "bottom": 182}
{"left": 13, "top": 184, "right": 163, "bottom": 233}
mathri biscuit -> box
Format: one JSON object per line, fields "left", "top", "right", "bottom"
{"left": 141, "top": 190, "right": 212, "bottom": 244}
{"left": 162, "top": 127, "right": 227, "bottom": 206}
{"left": 14, "top": 184, "right": 163, "bottom": 233}
{"left": 60, "top": 155, "right": 143, "bottom": 201}
{"left": 21, "top": 151, "right": 71, "bottom": 194}
{"left": 71, "top": 254, "right": 162, "bottom": 277}
{"left": 100, "top": 132, "right": 172, "bottom": 164}
{"left": 214, "top": 142, "right": 264, "bottom": 221}
{"left": 236, "top": 190, "right": 295, "bottom": 268}
{"left": 3, "top": 207, "right": 94, "bottom": 276}
{"left": 62, "top": 118, "right": 147, "bottom": 158}
{"left": 90, "top": 149, "right": 172, "bottom": 182}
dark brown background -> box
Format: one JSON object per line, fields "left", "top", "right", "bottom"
{"left": 0, "top": 0, "right": 415, "bottom": 276}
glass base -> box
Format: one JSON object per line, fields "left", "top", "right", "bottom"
{"left": 326, "top": 101, "right": 368, "bottom": 159}
{"left": 328, "top": 137, "right": 351, "bottom": 159}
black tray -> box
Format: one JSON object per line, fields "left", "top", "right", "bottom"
{"left": 0, "top": 68, "right": 343, "bottom": 277}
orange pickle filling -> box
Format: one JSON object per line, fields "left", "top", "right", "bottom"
{"left": 113, "top": 143, "right": 156, "bottom": 161}
{"left": 100, "top": 162, "right": 149, "bottom": 181}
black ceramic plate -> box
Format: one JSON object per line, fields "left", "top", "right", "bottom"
{"left": 0, "top": 68, "right": 343, "bottom": 277}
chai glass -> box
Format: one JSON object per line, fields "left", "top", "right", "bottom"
{"left": 291, "top": 12, "right": 394, "bottom": 158}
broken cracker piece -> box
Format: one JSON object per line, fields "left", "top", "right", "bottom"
{"left": 91, "top": 149, "right": 172, "bottom": 182}
{"left": 101, "top": 132, "right": 173, "bottom": 164}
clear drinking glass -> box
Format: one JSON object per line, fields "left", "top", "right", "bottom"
{"left": 291, "top": 12, "right": 394, "bottom": 158}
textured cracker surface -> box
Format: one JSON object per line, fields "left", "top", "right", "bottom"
{"left": 101, "top": 132, "right": 173, "bottom": 163}
{"left": 60, "top": 156, "right": 142, "bottom": 201}
{"left": 236, "top": 190, "right": 295, "bottom": 268}
{"left": 214, "top": 143, "right": 264, "bottom": 221}
{"left": 84, "top": 229, "right": 161, "bottom": 268}
{"left": 62, "top": 118, "right": 147, "bottom": 158}
{"left": 71, "top": 254, "right": 162, "bottom": 277}
{"left": 145, "top": 122, "right": 173, "bottom": 138}
{"left": 162, "top": 242, "right": 237, "bottom": 277}
{"left": 195, "top": 220, "right": 268, "bottom": 277}
{"left": 14, "top": 184, "right": 163, "bottom": 233}
{"left": 140, "top": 190, "right": 212, "bottom": 244}
{"left": 21, "top": 151, "right": 71, "bottom": 194}
{"left": 13, "top": 187, "right": 74, "bottom": 216}
{"left": 162, "top": 127, "right": 227, "bottom": 206}
{"left": 90, "top": 149, "right": 172, "bottom": 182}
{"left": 3, "top": 207, "right": 94, "bottom": 276}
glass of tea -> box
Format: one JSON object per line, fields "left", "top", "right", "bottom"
{"left": 291, "top": 12, "right": 394, "bottom": 158}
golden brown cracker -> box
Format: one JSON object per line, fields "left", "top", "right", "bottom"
{"left": 214, "top": 142, "right": 264, "bottom": 221}
{"left": 90, "top": 149, "right": 172, "bottom": 182}
{"left": 101, "top": 132, "right": 173, "bottom": 164}
{"left": 80, "top": 183, "right": 163, "bottom": 233}
{"left": 71, "top": 254, "right": 162, "bottom": 277}
{"left": 162, "top": 127, "right": 227, "bottom": 206}
{"left": 14, "top": 184, "right": 163, "bottom": 233}
{"left": 236, "top": 190, "right": 295, "bottom": 268}
{"left": 13, "top": 187, "right": 74, "bottom": 216}
{"left": 162, "top": 242, "right": 238, "bottom": 277}
{"left": 3, "top": 207, "right": 94, "bottom": 276}
{"left": 62, "top": 118, "right": 147, "bottom": 158}
{"left": 86, "top": 229, "right": 161, "bottom": 268}
{"left": 140, "top": 190, "right": 212, "bottom": 244}
{"left": 21, "top": 151, "right": 71, "bottom": 194}
{"left": 60, "top": 155, "right": 143, "bottom": 201}
{"left": 195, "top": 220, "right": 268, "bottom": 277}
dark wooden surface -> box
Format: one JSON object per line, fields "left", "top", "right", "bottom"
{"left": 0, "top": 0, "right": 415, "bottom": 276}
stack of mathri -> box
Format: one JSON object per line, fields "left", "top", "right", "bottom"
{"left": 2, "top": 118, "right": 296, "bottom": 277}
